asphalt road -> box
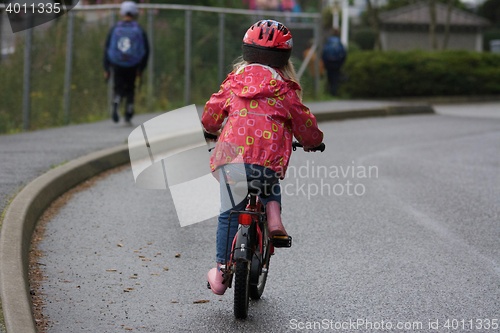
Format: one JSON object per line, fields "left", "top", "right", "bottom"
{"left": 37, "top": 113, "right": 500, "bottom": 333}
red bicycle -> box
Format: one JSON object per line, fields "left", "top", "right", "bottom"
{"left": 207, "top": 139, "right": 325, "bottom": 319}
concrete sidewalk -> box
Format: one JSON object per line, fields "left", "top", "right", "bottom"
{"left": 0, "top": 99, "right": 436, "bottom": 333}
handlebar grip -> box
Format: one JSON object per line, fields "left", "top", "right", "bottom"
{"left": 315, "top": 143, "right": 326, "bottom": 152}
{"left": 292, "top": 142, "right": 325, "bottom": 152}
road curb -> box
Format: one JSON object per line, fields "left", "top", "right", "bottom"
{"left": 0, "top": 105, "right": 435, "bottom": 333}
{"left": 0, "top": 145, "right": 129, "bottom": 333}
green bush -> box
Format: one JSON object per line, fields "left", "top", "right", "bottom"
{"left": 339, "top": 50, "right": 500, "bottom": 98}
{"left": 351, "top": 28, "right": 376, "bottom": 51}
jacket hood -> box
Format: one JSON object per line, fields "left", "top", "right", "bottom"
{"left": 228, "top": 64, "right": 300, "bottom": 99}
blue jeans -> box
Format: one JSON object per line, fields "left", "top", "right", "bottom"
{"left": 215, "top": 164, "right": 281, "bottom": 263}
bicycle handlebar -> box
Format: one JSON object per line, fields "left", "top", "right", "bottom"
{"left": 204, "top": 131, "right": 219, "bottom": 141}
{"left": 205, "top": 131, "right": 325, "bottom": 153}
{"left": 292, "top": 141, "right": 326, "bottom": 152}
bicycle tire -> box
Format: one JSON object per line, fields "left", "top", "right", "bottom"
{"left": 249, "top": 251, "right": 270, "bottom": 299}
{"left": 234, "top": 260, "right": 250, "bottom": 319}
{"left": 250, "top": 217, "right": 271, "bottom": 299}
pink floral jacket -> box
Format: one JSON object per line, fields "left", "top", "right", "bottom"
{"left": 202, "top": 64, "right": 323, "bottom": 178}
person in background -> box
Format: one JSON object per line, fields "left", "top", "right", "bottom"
{"left": 104, "top": 1, "right": 149, "bottom": 125}
{"left": 321, "top": 29, "right": 346, "bottom": 96}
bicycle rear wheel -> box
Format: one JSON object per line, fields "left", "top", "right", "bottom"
{"left": 234, "top": 260, "right": 250, "bottom": 319}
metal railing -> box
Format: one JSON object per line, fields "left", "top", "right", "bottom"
{"left": 0, "top": 4, "right": 321, "bottom": 131}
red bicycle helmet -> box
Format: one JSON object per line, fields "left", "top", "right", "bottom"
{"left": 242, "top": 20, "right": 293, "bottom": 68}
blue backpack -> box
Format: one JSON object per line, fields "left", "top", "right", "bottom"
{"left": 107, "top": 21, "right": 146, "bottom": 67}
{"left": 322, "top": 36, "right": 346, "bottom": 63}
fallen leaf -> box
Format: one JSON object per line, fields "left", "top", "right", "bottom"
{"left": 163, "top": 267, "right": 169, "bottom": 271}
{"left": 175, "top": 253, "right": 181, "bottom": 258}
{"left": 193, "top": 299, "right": 210, "bottom": 304}
{"left": 117, "top": 243, "right": 123, "bottom": 247}
{"left": 106, "top": 269, "right": 117, "bottom": 272}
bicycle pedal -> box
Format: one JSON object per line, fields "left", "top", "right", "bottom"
{"left": 271, "top": 235, "right": 292, "bottom": 248}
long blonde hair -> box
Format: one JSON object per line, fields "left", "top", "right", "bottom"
{"left": 232, "top": 57, "right": 303, "bottom": 100}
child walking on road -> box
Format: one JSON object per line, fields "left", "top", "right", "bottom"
{"left": 104, "top": 1, "right": 149, "bottom": 125}
{"left": 202, "top": 19, "right": 324, "bottom": 295}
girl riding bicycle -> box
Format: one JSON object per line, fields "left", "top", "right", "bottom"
{"left": 202, "top": 19, "right": 324, "bottom": 295}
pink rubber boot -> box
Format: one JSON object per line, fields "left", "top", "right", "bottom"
{"left": 207, "top": 264, "right": 227, "bottom": 295}
{"left": 266, "top": 201, "right": 288, "bottom": 237}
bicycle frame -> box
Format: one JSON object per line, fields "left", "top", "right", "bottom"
{"left": 221, "top": 191, "right": 271, "bottom": 283}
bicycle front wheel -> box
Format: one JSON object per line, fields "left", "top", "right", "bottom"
{"left": 234, "top": 261, "right": 250, "bottom": 319}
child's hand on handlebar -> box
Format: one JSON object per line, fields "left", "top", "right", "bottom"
{"left": 304, "top": 143, "right": 326, "bottom": 152}
{"left": 293, "top": 141, "right": 325, "bottom": 152}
